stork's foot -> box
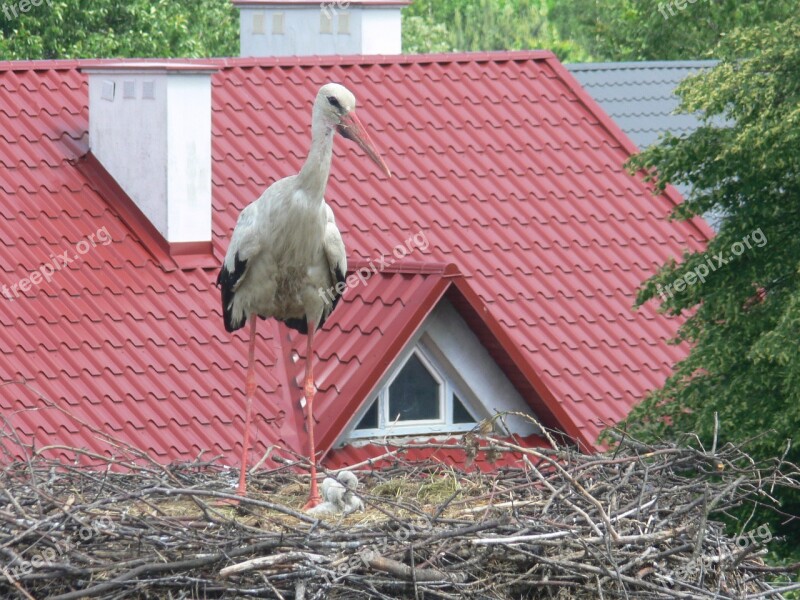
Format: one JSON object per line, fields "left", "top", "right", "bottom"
{"left": 214, "top": 497, "right": 241, "bottom": 507}
{"left": 303, "top": 493, "right": 322, "bottom": 511}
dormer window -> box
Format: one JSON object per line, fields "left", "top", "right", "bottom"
{"left": 339, "top": 299, "right": 542, "bottom": 446}
{"left": 351, "top": 348, "right": 477, "bottom": 439}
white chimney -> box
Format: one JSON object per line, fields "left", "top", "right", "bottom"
{"left": 232, "top": 0, "right": 410, "bottom": 57}
{"left": 84, "top": 63, "right": 217, "bottom": 249}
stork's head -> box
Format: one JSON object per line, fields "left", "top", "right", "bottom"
{"left": 317, "top": 82, "right": 391, "bottom": 178}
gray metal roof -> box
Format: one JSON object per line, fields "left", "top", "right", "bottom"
{"left": 567, "top": 61, "right": 724, "bottom": 230}
{"left": 566, "top": 60, "right": 718, "bottom": 150}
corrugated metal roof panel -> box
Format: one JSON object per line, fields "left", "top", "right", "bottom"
{"left": 0, "top": 53, "right": 711, "bottom": 469}
{"left": 566, "top": 60, "right": 718, "bottom": 150}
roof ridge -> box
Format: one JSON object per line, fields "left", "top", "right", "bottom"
{"left": 0, "top": 51, "right": 557, "bottom": 73}
{"left": 566, "top": 60, "right": 719, "bottom": 71}
{"left": 348, "top": 260, "right": 460, "bottom": 276}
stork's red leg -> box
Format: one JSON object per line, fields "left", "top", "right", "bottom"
{"left": 302, "top": 323, "right": 321, "bottom": 510}
{"left": 237, "top": 316, "right": 258, "bottom": 496}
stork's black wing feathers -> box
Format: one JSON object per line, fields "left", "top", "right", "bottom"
{"left": 217, "top": 252, "right": 248, "bottom": 333}
{"left": 280, "top": 264, "right": 346, "bottom": 335}
{"left": 327, "top": 263, "right": 346, "bottom": 316}
{"left": 281, "top": 317, "right": 309, "bottom": 335}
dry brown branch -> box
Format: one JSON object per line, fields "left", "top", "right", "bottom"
{"left": 360, "top": 550, "right": 468, "bottom": 583}
{"left": 0, "top": 427, "right": 796, "bottom": 599}
{"left": 219, "top": 551, "right": 328, "bottom": 577}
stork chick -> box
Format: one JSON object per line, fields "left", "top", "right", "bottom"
{"left": 308, "top": 471, "right": 365, "bottom": 516}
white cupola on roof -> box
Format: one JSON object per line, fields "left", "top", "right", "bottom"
{"left": 232, "top": 0, "right": 410, "bottom": 57}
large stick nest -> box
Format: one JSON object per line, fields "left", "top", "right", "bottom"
{"left": 0, "top": 430, "right": 798, "bottom": 599}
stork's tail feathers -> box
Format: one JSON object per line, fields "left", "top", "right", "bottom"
{"left": 280, "top": 263, "right": 345, "bottom": 335}
{"left": 217, "top": 253, "right": 248, "bottom": 333}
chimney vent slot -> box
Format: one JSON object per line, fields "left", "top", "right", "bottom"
{"left": 142, "top": 81, "right": 155, "bottom": 99}
{"left": 272, "top": 12, "right": 285, "bottom": 35}
{"left": 338, "top": 12, "right": 350, "bottom": 35}
{"left": 122, "top": 81, "right": 136, "bottom": 99}
{"left": 252, "top": 11, "right": 265, "bottom": 34}
{"left": 101, "top": 80, "right": 115, "bottom": 102}
{"left": 320, "top": 11, "right": 333, "bottom": 34}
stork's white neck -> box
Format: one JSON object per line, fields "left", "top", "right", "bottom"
{"left": 297, "top": 106, "right": 335, "bottom": 203}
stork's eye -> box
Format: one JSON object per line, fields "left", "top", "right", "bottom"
{"left": 327, "top": 96, "right": 342, "bottom": 110}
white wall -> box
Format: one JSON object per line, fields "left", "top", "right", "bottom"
{"left": 86, "top": 66, "right": 214, "bottom": 244}
{"left": 361, "top": 8, "right": 402, "bottom": 55}
{"left": 166, "top": 77, "right": 213, "bottom": 244}
{"left": 423, "top": 300, "right": 540, "bottom": 437}
{"left": 88, "top": 73, "right": 169, "bottom": 237}
{"left": 239, "top": 5, "right": 402, "bottom": 56}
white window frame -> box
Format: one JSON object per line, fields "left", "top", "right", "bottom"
{"left": 348, "top": 345, "right": 480, "bottom": 440}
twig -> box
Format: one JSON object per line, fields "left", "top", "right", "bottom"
{"left": 360, "top": 551, "right": 467, "bottom": 583}
{"left": 220, "top": 552, "right": 328, "bottom": 577}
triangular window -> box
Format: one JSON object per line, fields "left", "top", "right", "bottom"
{"left": 343, "top": 299, "right": 538, "bottom": 444}
{"left": 355, "top": 398, "right": 379, "bottom": 430}
{"left": 452, "top": 395, "right": 475, "bottom": 425}
{"left": 352, "top": 348, "right": 477, "bottom": 437}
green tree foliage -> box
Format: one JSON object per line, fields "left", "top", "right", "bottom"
{"left": 4, "top": 0, "right": 796, "bottom": 63}
{"left": 402, "top": 0, "right": 591, "bottom": 62}
{"left": 549, "top": 0, "right": 798, "bottom": 61}
{"left": 0, "top": 0, "right": 237, "bottom": 59}
{"left": 623, "top": 15, "right": 800, "bottom": 552}
{"left": 402, "top": 15, "right": 451, "bottom": 55}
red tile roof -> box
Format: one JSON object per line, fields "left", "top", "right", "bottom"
{"left": 0, "top": 52, "right": 710, "bottom": 469}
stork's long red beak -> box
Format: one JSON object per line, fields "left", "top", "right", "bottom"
{"left": 337, "top": 112, "right": 392, "bottom": 178}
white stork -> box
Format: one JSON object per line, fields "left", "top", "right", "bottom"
{"left": 217, "top": 83, "right": 390, "bottom": 509}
